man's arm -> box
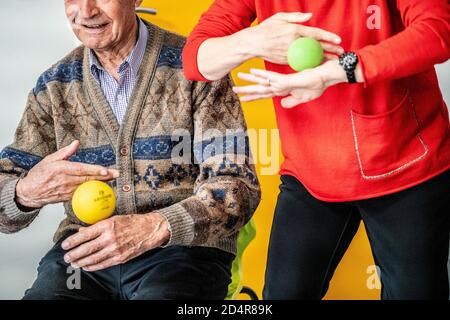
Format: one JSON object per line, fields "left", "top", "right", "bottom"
{"left": 356, "top": 0, "right": 450, "bottom": 86}
{"left": 183, "top": 0, "right": 343, "bottom": 81}
{"left": 157, "top": 75, "right": 261, "bottom": 247}
{"left": 0, "top": 91, "right": 55, "bottom": 233}
{"left": 0, "top": 90, "right": 118, "bottom": 234}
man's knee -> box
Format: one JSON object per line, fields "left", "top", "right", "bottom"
{"left": 22, "top": 259, "right": 71, "bottom": 300}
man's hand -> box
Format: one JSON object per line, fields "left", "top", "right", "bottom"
{"left": 233, "top": 60, "right": 353, "bottom": 108}
{"left": 243, "top": 12, "right": 344, "bottom": 64}
{"left": 15, "top": 140, "right": 119, "bottom": 209}
{"left": 62, "top": 213, "right": 170, "bottom": 272}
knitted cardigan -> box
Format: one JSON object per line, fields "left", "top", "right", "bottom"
{"left": 0, "top": 21, "right": 261, "bottom": 255}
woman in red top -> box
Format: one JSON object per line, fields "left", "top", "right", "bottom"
{"left": 183, "top": 0, "right": 450, "bottom": 299}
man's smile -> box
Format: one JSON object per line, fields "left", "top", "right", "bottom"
{"left": 79, "top": 22, "right": 110, "bottom": 34}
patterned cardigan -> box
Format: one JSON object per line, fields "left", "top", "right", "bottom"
{"left": 0, "top": 21, "right": 261, "bottom": 255}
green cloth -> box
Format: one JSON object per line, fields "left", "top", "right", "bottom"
{"left": 226, "top": 218, "right": 257, "bottom": 300}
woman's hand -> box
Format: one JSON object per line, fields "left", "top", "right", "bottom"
{"left": 246, "top": 12, "right": 344, "bottom": 64}
{"left": 196, "top": 12, "right": 343, "bottom": 81}
{"left": 233, "top": 60, "right": 350, "bottom": 108}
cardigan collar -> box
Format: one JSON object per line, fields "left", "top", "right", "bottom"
{"left": 88, "top": 17, "right": 149, "bottom": 82}
{"left": 82, "top": 21, "right": 163, "bottom": 151}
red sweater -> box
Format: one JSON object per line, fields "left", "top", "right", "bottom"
{"left": 183, "top": 0, "right": 450, "bottom": 201}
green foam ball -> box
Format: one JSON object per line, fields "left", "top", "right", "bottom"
{"left": 288, "top": 37, "right": 324, "bottom": 72}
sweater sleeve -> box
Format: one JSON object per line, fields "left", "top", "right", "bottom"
{"left": 182, "top": 0, "right": 257, "bottom": 81}
{"left": 356, "top": 0, "right": 450, "bottom": 86}
{"left": 0, "top": 90, "right": 56, "bottom": 234}
{"left": 157, "top": 75, "right": 261, "bottom": 248}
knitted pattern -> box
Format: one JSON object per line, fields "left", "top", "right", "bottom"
{"left": 0, "top": 22, "right": 261, "bottom": 255}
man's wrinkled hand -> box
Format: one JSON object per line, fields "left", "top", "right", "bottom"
{"left": 15, "top": 140, "right": 119, "bottom": 209}
{"left": 61, "top": 213, "right": 170, "bottom": 272}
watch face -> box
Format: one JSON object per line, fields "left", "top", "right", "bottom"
{"left": 339, "top": 52, "right": 358, "bottom": 83}
{"left": 341, "top": 53, "right": 358, "bottom": 69}
{"left": 345, "top": 55, "right": 356, "bottom": 64}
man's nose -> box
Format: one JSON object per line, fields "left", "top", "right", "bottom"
{"left": 79, "top": 0, "right": 100, "bottom": 18}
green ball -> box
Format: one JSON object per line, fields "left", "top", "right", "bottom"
{"left": 288, "top": 37, "right": 324, "bottom": 72}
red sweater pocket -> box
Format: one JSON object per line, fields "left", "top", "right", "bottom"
{"left": 350, "top": 92, "right": 429, "bottom": 180}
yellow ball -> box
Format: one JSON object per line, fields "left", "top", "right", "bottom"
{"left": 72, "top": 180, "right": 116, "bottom": 225}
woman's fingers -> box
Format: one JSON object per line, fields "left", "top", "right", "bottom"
{"left": 281, "top": 95, "right": 304, "bottom": 108}
{"left": 320, "top": 41, "right": 344, "bottom": 55}
{"left": 235, "top": 70, "right": 276, "bottom": 101}
{"left": 238, "top": 68, "right": 281, "bottom": 86}
{"left": 233, "top": 84, "right": 272, "bottom": 95}
{"left": 274, "top": 12, "right": 313, "bottom": 24}
{"left": 249, "top": 68, "right": 280, "bottom": 79}
{"left": 235, "top": 68, "right": 324, "bottom": 105}
{"left": 240, "top": 93, "right": 275, "bottom": 102}
{"left": 237, "top": 72, "right": 269, "bottom": 85}
{"left": 324, "top": 53, "right": 339, "bottom": 61}
{"left": 298, "top": 25, "right": 342, "bottom": 44}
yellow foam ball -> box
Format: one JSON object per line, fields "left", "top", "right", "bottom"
{"left": 72, "top": 180, "right": 116, "bottom": 225}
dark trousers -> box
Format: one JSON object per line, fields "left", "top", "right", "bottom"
{"left": 23, "top": 236, "right": 234, "bottom": 300}
{"left": 264, "top": 170, "right": 450, "bottom": 300}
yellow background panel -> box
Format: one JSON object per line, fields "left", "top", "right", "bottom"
{"left": 140, "top": 0, "right": 380, "bottom": 300}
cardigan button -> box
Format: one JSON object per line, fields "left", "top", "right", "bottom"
{"left": 119, "top": 147, "right": 128, "bottom": 156}
{"left": 122, "top": 184, "right": 131, "bottom": 193}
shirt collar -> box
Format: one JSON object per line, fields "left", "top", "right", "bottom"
{"left": 89, "top": 17, "right": 148, "bottom": 80}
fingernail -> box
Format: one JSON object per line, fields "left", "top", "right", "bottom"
{"left": 338, "top": 48, "right": 345, "bottom": 54}
{"left": 100, "top": 170, "right": 108, "bottom": 176}
{"left": 64, "top": 254, "right": 71, "bottom": 263}
{"left": 112, "top": 171, "right": 120, "bottom": 178}
{"left": 61, "top": 241, "right": 68, "bottom": 250}
{"left": 71, "top": 263, "right": 79, "bottom": 269}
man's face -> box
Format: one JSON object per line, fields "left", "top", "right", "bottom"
{"left": 65, "top": 0, "right": 142, "bottom": 50}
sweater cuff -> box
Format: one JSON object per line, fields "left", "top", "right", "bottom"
{"left": 0, "top": 178, "right": 40, "bottom": 221}
{"left": 355, "top": 50, "right": 371, "bottom": 88}
{"left": 157, "top": 203, "right": 195, "bottom": 247}
{"left": 182, "top": 38, "right": 210, "bottom": 82}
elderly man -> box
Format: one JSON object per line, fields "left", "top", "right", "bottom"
{"left": 0, "top": 0, "right": 260, "bottom": 300}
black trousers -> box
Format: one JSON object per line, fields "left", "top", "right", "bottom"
{"left": 23, "top": 236, "right": 234, "bottom": 300}
{"left": 264, "top": 170, "right": 450, "bottom": 300}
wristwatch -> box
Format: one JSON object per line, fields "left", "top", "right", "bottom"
{"left": 339, "top": 52, "right": 359, "bottom": 84}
